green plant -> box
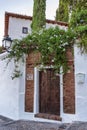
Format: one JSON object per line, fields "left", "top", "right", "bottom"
{"left": 31, "top": 0, "right": 46, "bottom": 31}
{"left": 7, "top": 26, "right": 76, "bottom": 78}
{"left": 69, "top": 0, "right": 87, "bottom": 53}
{"left": 56, "top": 0, "right": 69, "bottom": 22}
{"left": 6, "top": 0, "right": 87, "bottom": 79}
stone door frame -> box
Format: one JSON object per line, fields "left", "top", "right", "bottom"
{"left": 33, "top": 66, "right": 63, "bottom": 116}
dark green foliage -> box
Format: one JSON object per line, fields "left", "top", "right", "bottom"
{"left": 55, "top": 0, "right": 81, "bottom": 22}
{"left": 69, "top": 0, "right": 78, "bottom": 9}
{"left": 7, "top": 27, "right": 76, "bottom": 76}
{"left": 70, "top": 0, "right": 87, "bottom": 53}
{"left": 56, "top": 0, "right": 69, "bottom": 22}
{"left": 31, "top": 0, "right": 46, "bottom": 31}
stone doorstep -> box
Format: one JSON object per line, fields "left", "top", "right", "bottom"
{"left": 35, "top": 113, "right": 62, "bottom": 121}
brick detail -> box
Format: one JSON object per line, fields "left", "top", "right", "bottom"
{"left": 4, "top": 13, "right": 9, "bottom": 36}
{"left": 63, "top": 48, "right": 75, "bottom": 114}
{"left": 26, "top": 52, "right": 41, "bottom": 65}
{"left": 25, "top": 67, "right": 34, "bottom": 112}
{"left": 25, "top": 49, "right": 75, "bottom": 114}
{"left": 25, "top": 52, "right": 40, "bottom": 112}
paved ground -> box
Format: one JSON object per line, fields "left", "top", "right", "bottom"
{"left": 1, "top": 115, "right": 87, "bottom": 130}
{"left": 66, "top": 122, "right": 87, "bottom": 130}
{"left": 0, "top": 115, "right": 68, "bottom": 130}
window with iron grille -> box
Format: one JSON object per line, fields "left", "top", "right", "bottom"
{"left": 22, "top": 27, "right": 28, "bottom": 34}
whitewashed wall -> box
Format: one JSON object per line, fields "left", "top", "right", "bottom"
{"left": 74, "top": 45, "right": 87, "bottom": 121}
{"left": 0, "top": 53, "right": 25, "bottom": 120}
{"left": 8, "top": 17, "right": 67, "bottom": 40}
{"left": 1, "top": 15, "right": 87, "bottom": 122}
{"left": 8, "top": 17, "right": 32, "bottom": 40}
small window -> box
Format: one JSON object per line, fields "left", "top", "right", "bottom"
{"left": 22, "top": 27, "right": 28, "bottom": 34}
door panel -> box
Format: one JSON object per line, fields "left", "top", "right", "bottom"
{"left": 39, "top": 69, "right": 60, "bottom": 115}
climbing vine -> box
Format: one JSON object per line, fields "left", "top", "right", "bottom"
{"left": 6, "top": 0, "right": 87, "bottom": 79}
{"left": 7, "top": 26, "right": 76, "bottom": 79}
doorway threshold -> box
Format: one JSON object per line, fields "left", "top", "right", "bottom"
{"left": 35, "top": 113, "right": 62, "bottom": 121}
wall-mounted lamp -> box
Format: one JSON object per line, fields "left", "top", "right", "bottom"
{"left": 76, "top": 73, "right": 85, "bottom": 84}
{"left": 2, "top": 35, "right": 12, "bottom": 52}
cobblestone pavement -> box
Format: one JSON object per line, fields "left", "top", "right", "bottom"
{"left": 0, "top": 115, "right": 13, "bottom": 126}
{"left": 0, "top": 115, "right": 68, "bottom": 130}
{"left": 66, "top": 122, "right": 87, "bottom": 130}
{"left": 1, "top": 115, "right": 87, "bottom": 130}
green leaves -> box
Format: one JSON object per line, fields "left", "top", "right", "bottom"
{"left": 70, "top": 1, "right": 87, "bottom": 53}
{"left": 5, "top": 0, "right": 87, "bottom": 79}
{"left": 31, "top": 0, "right": 46, "bottom": 31}
{"left": 7, "top": 26, "right": 76, "bottom": 77}
{"left": 56, "top": 0, "right": 69, "bottom": 22}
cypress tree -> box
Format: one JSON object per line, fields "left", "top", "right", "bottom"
{"left": 31, "top": 0, "right": 46, "bottom": 31}
{"left": 56, "top": 0, "right": 69, "bottom": 22}
{"left": 55, "top": 0, "right": 80, "bottom": 22}
{"left": 69, "top": 0, "right": 78, "bottom": 11}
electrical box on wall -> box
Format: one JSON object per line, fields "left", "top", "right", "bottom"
{"left": 76, "top": 73, "right": 85, "bottom": 84}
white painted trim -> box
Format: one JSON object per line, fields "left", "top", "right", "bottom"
{"left": 34, "top": 67, "right": 39, "bottom": 114}
{"left": 34, "top": 67, "right": 63, "bottom": 117}
{"left": 18, "top": 60, "right": 26, "bottom": 117}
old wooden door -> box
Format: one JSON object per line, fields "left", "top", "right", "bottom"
{"left": 39, "top": 69, "right": 60, "bottom": 115}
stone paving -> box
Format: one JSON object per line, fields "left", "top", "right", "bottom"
{"left": 0, "top": 115, "right": 67, "bottom": 130}
{"left": 0, "top": 115, "right": 13, "bottom": 126}
{"left": 0, "top": 120, "right": 62, "bottom": 130}
{"left": 66, "top": 122, "right": 87, "bottom": 130}
{"left": 1, "top": 115, "right": 87, "bottom": 130}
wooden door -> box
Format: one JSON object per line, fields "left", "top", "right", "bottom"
{"left": 39, "top": 69, "right": 60, "bottom": 115}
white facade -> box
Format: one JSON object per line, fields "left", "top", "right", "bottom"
{"left": 0, "top": 53, "right": 20, "bottom": 119}
{"left": 8, "top": 17, "right": 67, "bottom": 40}
{"left": 0, "top": 15, "right": 87, "bottom": 123}
{"left": 74, "top": 45, "right": 87, "bottom": 121}
{"left": 8, "top": 17, "right": 32, "bottom": 40}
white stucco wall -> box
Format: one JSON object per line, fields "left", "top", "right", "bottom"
{"left": 0, "top": 53, "right": 25, "bottom": 120}
{"left": 1, "top": 15, "right": 87, "bottom": 123}
{"left": 74, "top": 45, "right": 87, "bottom": 121}
{"left": 1, "top": 46, "right": 87, "bottom": 123}
{"left": 0, "top": 17, "right": 67, "bottom": 122}
{"left": 8, "top": 17, "right": 32, "bottom": 40}
{"left": 8, "top": 17, "right": 67, "bottom": 40}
